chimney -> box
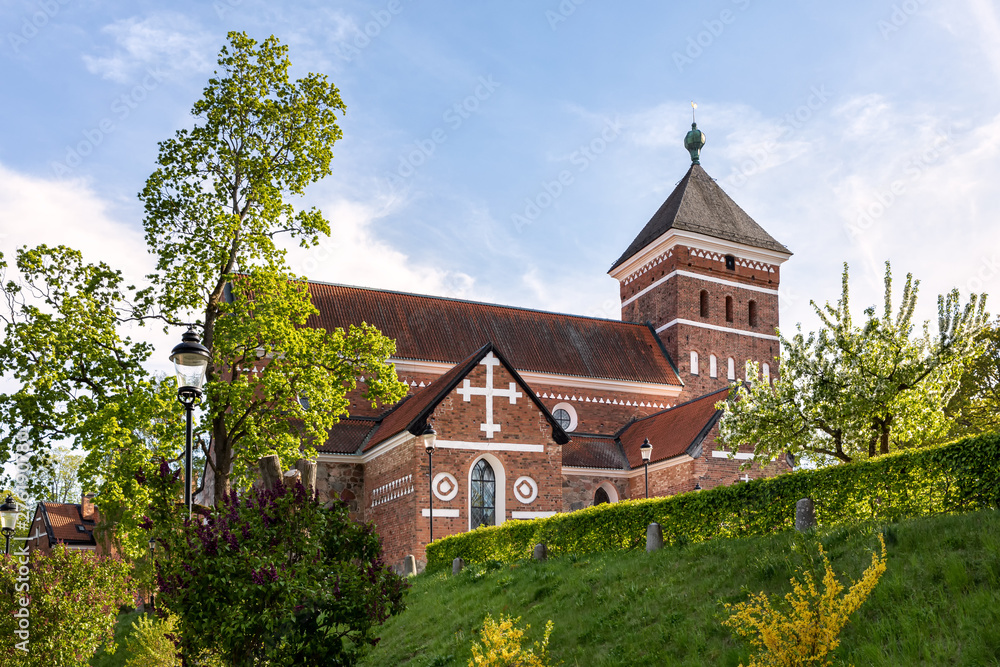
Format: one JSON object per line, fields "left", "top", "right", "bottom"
{"left": 81, "top": 493, "right": 96, "bottom": 520}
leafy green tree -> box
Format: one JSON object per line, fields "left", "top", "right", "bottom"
{"left": 35, "top": 445, "right": 85, "bottom": 504}
{"left": 0, "top": 546, "right": 133, "bottom": 666}
{"left": 144, "top": 462, "right": 407, "bottom": 666}
{"left": 718, "top": 262, "right": 987, "bottom": 465}
{"left": 945, "top": 320, "right": 1000, "bottom": 437}
{"left": 138, "top": 30, "right": 406, "bottom": 501}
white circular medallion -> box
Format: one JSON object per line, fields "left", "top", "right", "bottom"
{"left": 432, "top": 472, "right": 458, "bottom": 501}
{"left": 513, "top": 476, "right": 538, "bottom": 504}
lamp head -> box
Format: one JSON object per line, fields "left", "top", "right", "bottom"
{"left": 169, "top": 326, "right": 211, "bottom": 397}
{"left": 640, "top": 438, "right": 652, "bottom": 462}
{"left": 421, "top": 424, "right": 437, "bottom": 454}
{"left": 0, "top": 495, "right": 19, "bottom": 533}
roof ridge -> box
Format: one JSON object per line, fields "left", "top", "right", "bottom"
{"left": 307, "top": 280, "right": 649, "bottom": 328}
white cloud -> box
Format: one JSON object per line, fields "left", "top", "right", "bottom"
{"left": 82, "top": 14, "right": 214, "bottom": 83}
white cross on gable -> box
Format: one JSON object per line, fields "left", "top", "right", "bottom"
{"left": 456, "top": 352, "right": 523, "bottom": 438}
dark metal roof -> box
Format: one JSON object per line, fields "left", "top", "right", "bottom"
{"left": 316, "top": 418, "right": 379, "bottom": 454}
{"left": 610, "top": 164, "right": 790, "bottom": 272}
{"left": 562, "top": 436, "right": 629, "bottom": 470}
{"left": 306, "top": 282, "right": 682, "bottom": 387}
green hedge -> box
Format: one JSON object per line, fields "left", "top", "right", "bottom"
{"left": 425, "top": 433, "right": 1000, "bottom": 573}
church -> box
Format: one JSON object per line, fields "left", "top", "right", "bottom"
{"left": 309, "top": 124, "right": 793, "bottom": 570}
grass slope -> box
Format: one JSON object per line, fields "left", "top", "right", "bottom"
{"left": 361, "top": 510, "right": 1000, "bottom": 666}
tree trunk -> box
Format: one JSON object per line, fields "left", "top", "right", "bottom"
{"left": 212, "top": 416, "right": 232, "bottom": 505}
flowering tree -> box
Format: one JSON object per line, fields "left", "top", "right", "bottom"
{"left": 143, "top": 461, "right": 407, "bottom": 666}
{"left": 718, "top": 262, "right": 987, "bottom": 465}
{"left": 0, "top": 546, "right": 133, "bottom": 666}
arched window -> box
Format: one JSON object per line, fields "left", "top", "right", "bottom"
{"left": 727, "top": 357, "right": 735, "bottom": 381}
{"left": 748, "top": 300, "right": 758, "bottom": 327}
{"left": 725, "top": 296, "right": 733, "bottom": 323}
{"left": 470, "top": 459, "right": 496, "bottom": 529}
{"left": 709, "top": 354, "right": 718, "bottom": 378}
{"left": 690, "top": 350, "right": 699, "bottom": 376}
{"left": 762, "top": 363, "right": 771, "bottom": 382}
{"left": 594, "top": 487, "right": 610, "bottom": 506}
{"left": 699, "top": 290, "right": 709, "bottom": 318}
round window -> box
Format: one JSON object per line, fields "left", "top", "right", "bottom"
{"left": 553, "top": 408, "right": 571, "bottom": 430}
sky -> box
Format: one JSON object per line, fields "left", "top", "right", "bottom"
{"left": 2, "top": 0, "right": 1000, "bottom": 373}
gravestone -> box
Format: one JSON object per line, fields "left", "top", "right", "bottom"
{"left": 403, "top": 554, "right": 417, "bottom": 576}
{"left": 452, "top": 557, "right": 465, "bottom": 574}
{"left": 646, "top": 522, "right": 663, "bottom": 552}
{"left": 795, "top": 497, "right": 816, "bottom": 531}
{"left": 533, "top": 543, "right": 547, "bottom": 561}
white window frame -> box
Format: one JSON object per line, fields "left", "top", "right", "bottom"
{"left": 551, "top": 402, "right": 578, "bottom": 432}
{"left": 727, "top": 357, "right": 735, "bottom": 381}
{"left": 690, "top": 350, "right": 699, "bottom": 376}
{"left": 709, "top": 354, "right": 717, "bottom": 378}
{"left": 468, "top": 454, "right": 506, "bottom": 530}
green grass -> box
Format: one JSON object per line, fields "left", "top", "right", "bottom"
{"left": 360, "top": 509, "right": 1000, "bottom": 666}
{"left": 90, "top": 609, "right": 142, "bottom": 667}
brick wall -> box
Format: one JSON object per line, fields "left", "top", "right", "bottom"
{"left": 363, "top": 436, "right": 419, "bottom": 573}
{"left": 562, "top": 474, "right": 630, "bottom": 510}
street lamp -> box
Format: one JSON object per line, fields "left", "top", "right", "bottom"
{"left": 421, "top": 425, "right": 437, "bottom": 542}
{"left": 170, "top": 327, "right": 211, "bottom": 519}
{"left": 0, "top": 496, "right": 18, "bottom": 555}
{"left": 640, "top": 438, "right": 652, "bottom": 499}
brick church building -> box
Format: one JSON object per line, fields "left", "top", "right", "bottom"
{"left": 309, "top": 126, "right": 792, "bottom": 570}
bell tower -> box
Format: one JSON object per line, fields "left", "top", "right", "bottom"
{"left": 608, "top": 123, "right": 792, "bottom": 399}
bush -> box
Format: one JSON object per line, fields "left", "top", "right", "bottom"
{"left": 0, "top": 546, "right": 133, "bottom": 666}
{"left": 722, "top": 535, "right": 887, "bottom": 666}
{"left": 426, "top": 433, "right": 1000, "bottom": 572}
{"left": 468, "top": 614, "right": 553, "bottom": 667}
{"left": 122, "top": 613, "right": 179, "bottom": 667}
{"left": 144, "top": 460, "right": 408, "bottom": 667}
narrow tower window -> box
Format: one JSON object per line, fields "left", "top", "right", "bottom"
{"left": 762, "top": 363, "right": 771, "bottom": 382}
{"left": 700, "top": 290, "right": 709, "bottom": 318}
{"left": 725, "top": 255, "right": 736, "bottom": 270}
{"left": 725, "top": 296, "right": 733, "bottom": 323}
{"left": 690, "top": 350, "right": 699, "bottom": 376}
{"left": 727, "top": 357, "right": 735, "bottom": 381}
{"left": 748, "top": 300, "right": 758, "bottom": 327}
{"left": 709, "top": 354, "right": 718, "bottom": 378}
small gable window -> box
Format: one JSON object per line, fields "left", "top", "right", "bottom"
{"left": 725, "top": 296, "right": 733, "bottom": 323}
{"left": 725, "top": 255, "right": 736, "bottom": 271}
{"left": 551, "top": 402, "right": 578, "bottom": 431}
{"left": 553, "top": 409, "right": 571, "bottom": 430}
{"left": 471, "top": 459, "right": 496, "bottom": 529}
{"left": 699, "top": 290, "right": 709, "bottom": 318}
{"left": 690, "top": 351, "right": 699, "bottom": 376}
{"left": 749, "top": 300, "right": 758, "bottom": 327}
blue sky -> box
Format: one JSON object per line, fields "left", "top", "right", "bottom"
{"left": 2, "top": 0, "right": 1000, "bottom": 362}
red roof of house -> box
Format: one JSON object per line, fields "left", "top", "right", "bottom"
{"left": 38, "top": 502, "right": 96, "bottom": 547}
{"left": 618, "top": 387, "right": 728, "bottom": 467}
{"left": 316, "top": 417, "right": 378, "bottom": 454}
{"left": 306, "top": 282, "right": 681, "bottom": 386}
{"left": 562, "top": 436, "right": 629, "bottom": 469}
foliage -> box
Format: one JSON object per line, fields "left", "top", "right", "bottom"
{"left": 718, "top": 262, "right": 987, "bottom": 465}
{"left": 144, "top": 464, "right": 408, "bottom": 666}
{"left": 138, "top": 30, "right": 406, "bottom": 502}
{"left": 469, "top": 614, "right": 554, "bottom": 667}
{"left": 723, "top": 535, "right": 887, "bottom": 666}
{"left": 122, "top": 613, "right": 180, "bottom": 667}
{"left": 35, "top": 444, "right": 85, "bottom": 504}
{"left": 946, "top": 318, "right": 1000, "bottom": 437}
{"left": 425, "top": 432, "right": 1000, "bottom": 572}
{"left": 0, "top": 546, "right": 133, "bottom": 666}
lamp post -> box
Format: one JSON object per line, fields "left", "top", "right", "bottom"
{"left": 148, "top": 537, "right": 157, "bottom": 611}
{"left": 421, "top": 425, "right": 437, "bottom": 542}
{"left": 0, "top": 496, "right": 18, "bottom": 555}
{"left": 170, "top": 327, "right": 211, "bottom": 519}
{"left": 640, "top": 438, "right": 652, "bottom": 499}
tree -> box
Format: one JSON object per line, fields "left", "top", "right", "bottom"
{"left": 945, "top": 319, "right": 1000, "bottom": 437}
{"left": 718, "top": 262, "right": 987, "bottom": 465}
{"left": 144, "top": 463, "right": 407, "bottom": 666}
{"left": 35, "top": 445, "right": 85, "bottom": 504}
{"left": 0, "top": 32, "right": 406, "bottom": 558}
{"left": 138, "top": 31, "right": 406, "bottom": 502}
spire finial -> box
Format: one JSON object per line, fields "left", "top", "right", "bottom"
{"left": 683, "top": 105, "right": 706, "bottom": 165}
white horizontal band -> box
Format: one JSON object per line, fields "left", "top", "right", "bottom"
{"left": 511, "top": 511, "right": 557, "bottom": 519}
{"left": 712, "top": 450, "right": 754, "bottom": 460}
{"left": 422, "top": 509, "right": 460, "bottom": 517}
{"left": 622, "top": 270, "right": 779, "bottom": 307}
{"left": 655, "top": 318, "right": 779, "bottom": 341}
{"left": 435, "top": 439, "right": 545, "bottom": 452}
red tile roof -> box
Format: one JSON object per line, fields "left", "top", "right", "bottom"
{"left": 316, "top": 418, "right": 378, "bottom": 454}
{"left": 39, "top": 502, "right": 96, "bottom": 546}
{"left": 618, "top": 387, "right": 729, "bottom": 468}
{"left": 306, "top": 282, "right": 681, "bottom": 386}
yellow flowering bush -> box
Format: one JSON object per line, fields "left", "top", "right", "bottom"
{"left": 723, "top": 535, "right": 887, "bottom": 666}
{"left": 469, "top": 614, "right": 554, "bottom": 667}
